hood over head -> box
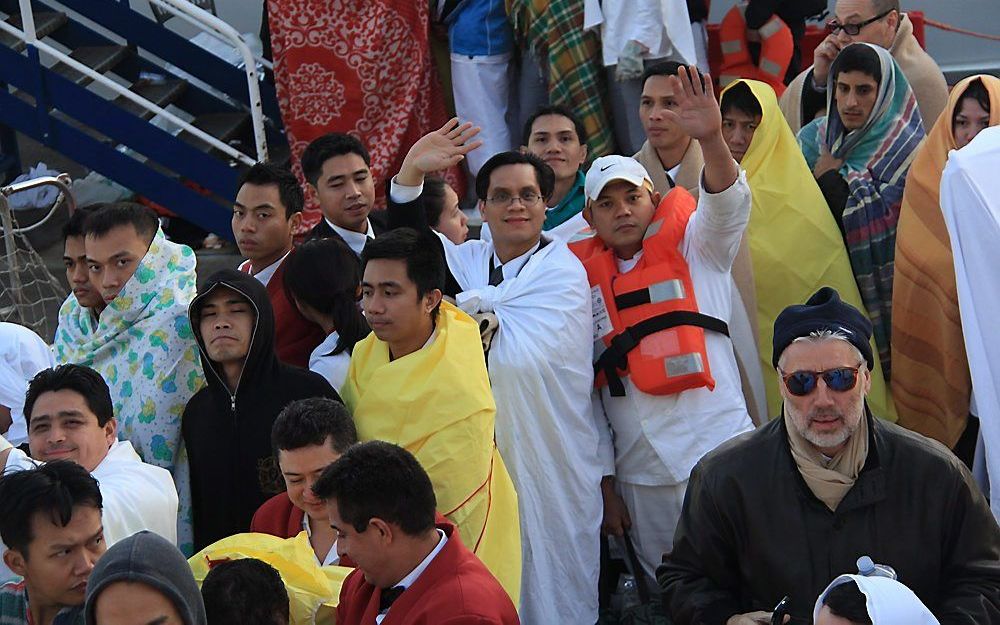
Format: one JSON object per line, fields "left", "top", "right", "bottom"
{"left": 188, "top": 269, "right": 278, "bottom": 395}
{"left": 84, "top": 531, "right": 207, "bottom": 625}
{"left": 814, "top": 573, "right": 939, "bottom": 625}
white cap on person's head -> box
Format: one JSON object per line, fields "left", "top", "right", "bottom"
{"left": 584, "top": 155, "right": 654, "bottom": 202}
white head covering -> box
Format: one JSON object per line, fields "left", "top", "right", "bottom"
{"left": 814, "top": 557, "right": 939, "bottom": 625}
{"left": 0, "top": 322, "right": 56, "bottom": 446}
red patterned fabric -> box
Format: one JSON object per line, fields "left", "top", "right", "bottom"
{"left": 266, "top": 0, "right": 463, "bottom": 233}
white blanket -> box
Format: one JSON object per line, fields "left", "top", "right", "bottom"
{"left": 0, "top": 323, "right": 55, "bottom": 446}
{"left": 446, "top": 234, "right": 610, "bottom": 625}
{"left": 2, "top": 439, "right": 178, "bottom": 580}
{"left": 941, "top": 126, "right": 1000, "bottom": 519}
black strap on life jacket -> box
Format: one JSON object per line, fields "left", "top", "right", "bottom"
{"left": 595, "top": 310, "right": 730, "bottom": 397}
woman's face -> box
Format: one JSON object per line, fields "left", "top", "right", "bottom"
{"left": 434, "top": 185, "right": 469, "bottom": 244}
{"left": 954, "top": 96, "right": 991, "bottom": 150}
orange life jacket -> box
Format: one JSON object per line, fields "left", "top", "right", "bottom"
{"left": 570, "top": 188, "right": 729, "bottom": 397}
{"left": 718, "top": 4, "right": 793, "bottom": 96}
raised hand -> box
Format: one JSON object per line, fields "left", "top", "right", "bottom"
{"left": 661, "top": 65, "right": 722, "bottom": 142}
{"left": 397, "top": 118, "right": 484, "bottom": 186}
{"left": 812, "top": 33, "right": 844, "bottom": 88}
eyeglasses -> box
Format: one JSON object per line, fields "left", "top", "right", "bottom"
{"left": 779, "top": 365, "right": 862, "bottom": 397}
{"left": 826, "top": 9, "right": 892, "bottom": 36}
{"left": 485, "top": 192, "right": 542, "bottom": 208}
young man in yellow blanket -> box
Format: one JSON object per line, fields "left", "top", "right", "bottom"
{"left": 340, "top": 227, "right": 521, "bottom": 606}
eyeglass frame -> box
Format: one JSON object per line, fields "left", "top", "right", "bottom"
{"left": 484, "top": 191, "right": 544, "bottom": 208}
{"left": 777, "top": 364, "right": 865, "bottom": 397}
{"left": 826, "top": 9, "right": 893, "bottom": 36}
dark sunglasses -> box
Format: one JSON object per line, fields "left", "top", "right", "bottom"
{"left": 826, "top": 9, "right": 892, "bottom": 36}
{"left": 779, "top": 365, "right": 862, "bottom": 396}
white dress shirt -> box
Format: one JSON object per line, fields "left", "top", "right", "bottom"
{"left": 328, "top": 218, "right": 375, "bottom": 257}
{"left": 376, "top": 529, "right": 447, "bottom": 624}
{"left": 302, "top": 515, "right": 340, "bottom": 567}
{"left": 308, "top": 331, "right": 351, "bottom": 394}
{"left": 238, "top": 251, "right": 289, "bottom": 287}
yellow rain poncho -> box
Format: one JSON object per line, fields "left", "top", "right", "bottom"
{"left": 722, "top": 79, "right": 896, "bottom": 420}
{"left": 343, "top": 300, "right": 521, "bottom": 604}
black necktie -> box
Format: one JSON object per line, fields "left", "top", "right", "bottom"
{"left": 665, "top": 170, "right": 676, "bottom": 189}
{"left": 379, "top": 586, "right": 405, "bottom": 612}
{"left": 488, "top": 260, "right": 504, "bottom": 287}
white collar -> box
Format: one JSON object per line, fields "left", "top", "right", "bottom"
{"left": 394, "top": 529, "right": 447, "bottom": 591}
{"left": 327, "top": 218, "right": 374, "bottom": 256}
{"left": 491, "top": 241, "right": 541, "bottom": 282}
{"left": 302, "top": 516, "right": 340, "bottom": 566}
{"left": 242, "top": 251, "right": 290, "bottom": 287}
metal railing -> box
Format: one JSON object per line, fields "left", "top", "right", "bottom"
{"left": 0, "top": 0, "right": 265, "bottom": 165}
{"left": 0, "top": 174, "right": 75, "bottom": 314}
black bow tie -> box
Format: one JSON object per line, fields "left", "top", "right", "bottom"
{"left": 378, "top": 585, "right": 406, "bottom": 612}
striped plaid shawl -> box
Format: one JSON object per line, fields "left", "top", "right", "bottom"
{"left": 507, "top": 0, "right": 614, "bottom": 156}
{"left": 799, "top": 43, "right": 925, "bottom": 378}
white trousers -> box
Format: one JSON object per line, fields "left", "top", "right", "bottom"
{"left": 450, "top": 52, "right": 513, "bottom": 176}
{"left": 618, "top": 479, "right": 688, "bottom": 582}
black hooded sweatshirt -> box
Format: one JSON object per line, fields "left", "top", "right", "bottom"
{"left": 182, "top": 269, "right": 341, "bottom": 551}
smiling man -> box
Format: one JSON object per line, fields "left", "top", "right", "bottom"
{"left": 660, "top": 287, "right": 1000, "bottom": 625}
{"left": 387, "top": 122, "right": 611, "bottom": 623}
{"left": 314, "top": 441, "right": 519, "bottom": 625}
{"left": 183, "top": 270, "right": 339, "bottom": 551}
{"left": 233, "top": 163, "right": 324, "bottom": 368}
{"left": 52, "top": 203, "right": 202, "bottom": 549}
{"left": 0, "top": 460, "right": 105, "bottom": 625}
{"left": 302, "top": 134, "right": 386, "bottom": 255}
{"left": 250, "top": 397, "right": 358, "bottom": 567}
{"left": 779, "top": 0, "right": 946, "bottom": 133}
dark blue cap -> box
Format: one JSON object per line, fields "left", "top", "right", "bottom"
{"left": 772, "top": 287, "right": 874, "bottom": 370}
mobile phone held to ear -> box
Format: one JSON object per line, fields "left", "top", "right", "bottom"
{"left": 771, "top": 596, "right": 790, "bottom": 625}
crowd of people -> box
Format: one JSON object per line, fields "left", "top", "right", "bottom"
{"left": 1, "top": 0, "right": 1000, "bottom": 624}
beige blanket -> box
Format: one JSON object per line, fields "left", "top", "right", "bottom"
{"left": 779, "top": 14, "right": 948, "bottom": 134}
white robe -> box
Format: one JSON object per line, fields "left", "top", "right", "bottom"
{"left": 0, "top": 323, "right": 55, "bottom": 446}
{"left": 940, "top": 125, "right": 1000, "bottom": 520}
{"left": 443, "top": 233, "right": 611, "bottom": 625}
{"left": 0, "top": 438, "right": 179, "bottom": 581}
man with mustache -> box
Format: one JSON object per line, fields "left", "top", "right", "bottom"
{"left": 233, "top": 162, "right": 325, "bottom": 368}
{"left": 660, "top": 287, "right": 1000, "bottom": 625}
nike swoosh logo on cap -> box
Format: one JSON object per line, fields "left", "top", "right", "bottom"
{"left": 600, "top": 164, "right": 614, "bottom": 171}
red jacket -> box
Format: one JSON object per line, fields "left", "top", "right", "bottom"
{"left": 240, "top": 257, "right": 325, "bottom": 368}
{"left": 250, "top": 492, "right": 304, "bottom": 538}
{"left": 336, "top": 521, "right": 519, "bottom": 625}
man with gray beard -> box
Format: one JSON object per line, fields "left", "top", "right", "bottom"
{"left": 659, "top": 287, "right": 1000, "bottom": 625}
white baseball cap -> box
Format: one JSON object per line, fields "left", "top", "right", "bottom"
{"left": 584, "top": 155, "right": 654, "bottom": 202}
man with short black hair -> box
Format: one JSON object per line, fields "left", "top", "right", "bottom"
{"left": 660, "top": 287, "right": 1000, "bottom": 625}
{"left": 52, "top": 202, "right": 202, "bottom": 548}
{"left": 59, "top": 205, "right": 105, "bottom": 325}
{"left": 3, "top": 364, "right": 178, "bottom": 546}
{"left": 183, "top": 270, "right": 339, "bottom": 551}
{"left": 720, "top": 82, "right": 764, "bottom": 164}
{"left": 0, "top": 460, "right": 105, "bottom": 625}
{"left": 779, "top": 0, "right": 947, "bottom": 133}
{"left": 234, "top": 162, "right": 325, "bottom": 367}
{"left": 387, "top": 120, "right": 610, "bottom": 624}
{"left": 344, "top": 228, "right": 521, "bottom": 601}
{"left": 201, "top": 558, "right": 289, "bottom": 625}
{"left": 315, "top": 441, "right": 518, "bottom": 625}
{"left": 251, "top": 397, "right": 358, "bottom": 566}
{"left": 301, "top": 134, "right": 386, "bottom": 252}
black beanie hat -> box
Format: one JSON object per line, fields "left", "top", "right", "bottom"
{"left": 772, "top": 287, "right": 874, "bottom": 370}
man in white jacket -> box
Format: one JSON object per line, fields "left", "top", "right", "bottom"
{"left": 0, "top": 364, "right": 178, "bottom": 570}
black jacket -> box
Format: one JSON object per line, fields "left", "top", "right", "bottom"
{"left": 182, "top": 270, "right": 340, "bottom": 551}
{"left": 385, "top": 189, "right": 463, "bottom": 297}
{"left": 307, "top": 209, "right": 389, "bottom": 254}
{"left": 659, "top": 412, "right": 1000, "bottom": 625}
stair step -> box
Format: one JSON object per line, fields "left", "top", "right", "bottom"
{"left": 51, "top": 45, "right": 129, "bottom": 86}
{"left": 0, "top": 11, "right": 68, "bottom": 52}
{"left": 114, "top": 78, "right": 187, "bottom": 120}
{"left": 179, "top": 111, "right": 250, "bottom": 152}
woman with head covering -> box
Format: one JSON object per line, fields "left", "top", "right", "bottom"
{"left": 799, "top": 42, "right": 925, "bottom": 380}
{"left": 892, "top": 75, "right": 1000, "bottom": 455}
{"left": 0, "top": 322, "right": 55, "bottom": 447}
{"left": 718, "top": 79, "right": 895, "bottom": 421}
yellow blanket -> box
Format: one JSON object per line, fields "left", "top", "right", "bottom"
{"left": 724, "top": 79, "right": 895, "bottom": 420}
{"left": 892, "top": 75, "right": 1000, "bottom": 447}
{"left": 189, "top": 531, "right": 351, "bottom": 625}
{"left": 344, "top": 300, "right": 521, "bottom": 604}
